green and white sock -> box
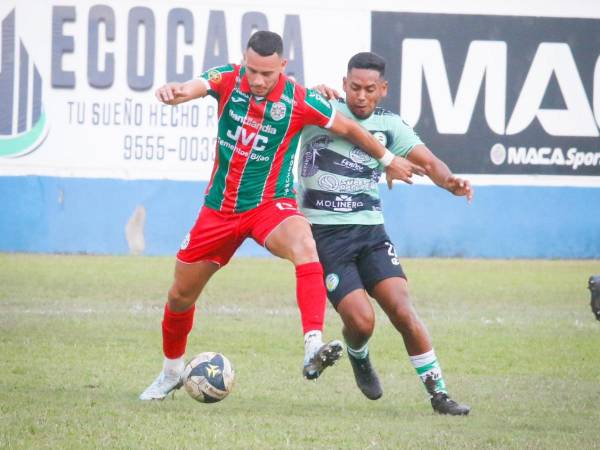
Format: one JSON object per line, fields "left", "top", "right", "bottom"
{"left": 347, "top": 342, "right": 369, "bottom": 360}
{"left": 409, "top": 349, "right": 447, "bottom": 396}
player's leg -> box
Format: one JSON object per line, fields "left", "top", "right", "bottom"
{"left": 362, "top": 232, "right": 470, "bottom": 414}
{"left": 140, "top": 260, "right": 220, "bottom": 400}
{"left": 140, "top": 207, "right": 238, "bottom": 400}
{"left": 335, "top": 289, "right": 383, "bottom": 400}
{"left": 252, "top": 200, "right": 343, "bottom": 379}
{"left": 311, "top": 223, "right": 382, "bottom": 398}
{"left": 370, "top": 278, "right": 469, "bottom": 414}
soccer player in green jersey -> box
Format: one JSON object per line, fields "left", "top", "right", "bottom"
{"left": 140, "top": 33, "right": 424, "bottom": 400}
{"left": 298, "top": 52, "right": 472, "bottom": 415}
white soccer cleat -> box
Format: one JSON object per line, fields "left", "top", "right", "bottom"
{"left": 139, "top": 371, "right": 183, "bottom": 400}
{"left": 303, "top": 339, "right": 344, "bottom": 380}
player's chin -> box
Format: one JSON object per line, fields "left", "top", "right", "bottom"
{"left": 351, "top": 107, "right": 371, "bottom": 119}
{"left": 250, "top": 87, "right": 267, "bottom": 96}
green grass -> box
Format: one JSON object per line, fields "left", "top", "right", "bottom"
{"left": 0, "top": 254, "right": 598, "bottom": 449}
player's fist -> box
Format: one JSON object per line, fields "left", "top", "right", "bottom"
{"left": 155, "top": 83, "right": 185, "bottom": 105}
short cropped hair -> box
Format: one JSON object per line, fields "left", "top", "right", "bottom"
{"left": 347, "top": 52, "right": 386, "bottom": 77}
{"left": 247, "top": 31, "right": 284, "bottom": 57}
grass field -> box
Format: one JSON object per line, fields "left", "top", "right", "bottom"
{"left": 1, "top": 254, "right": 599, "bottom": 449}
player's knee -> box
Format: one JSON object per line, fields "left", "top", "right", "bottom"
{"left": 346, "top": 310, "right": 375, "bottom": 339}
{"left": 167, "top": 285, "right": 197, "bottom": 311}
{"left": 288, "top": 234, "right": 318, "bottom": 264}
{"left": 389, "top": 302, "right": 420, "bottom": 331}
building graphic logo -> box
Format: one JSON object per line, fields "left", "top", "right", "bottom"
{"left": 0, "top": 9, "right": 49, "bottom": 158}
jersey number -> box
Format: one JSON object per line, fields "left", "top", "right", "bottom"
{"left": 385, "top": 242, "right": 400, "bottom": 266}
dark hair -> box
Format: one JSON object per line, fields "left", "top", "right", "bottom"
{"left": 247, "top": 31, "right": 283, "bottom": 57}
{"left": 347, "top": 52, "right": 386, "bottom": 77}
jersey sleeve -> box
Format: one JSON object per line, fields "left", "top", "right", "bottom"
{"left": 388, "top": 115, "right": 423, "bottom": 157}
{"left": 302, "top": 88, "right": 336, "bottom": 128}
{"left": 198, "top": 64, "right": 237, "bottom": 100}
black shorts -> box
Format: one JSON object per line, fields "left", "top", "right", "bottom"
{"left": 312, "top": 224, "right": 406, "bottom": 308}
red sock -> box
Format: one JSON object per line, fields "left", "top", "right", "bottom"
{"left": 162, "top": 303, "right": 195, "bottom": 359}
{"left": 295, "top": 262, "right": 326, "bottom": 334}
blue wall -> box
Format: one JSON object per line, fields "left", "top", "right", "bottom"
{"left": 0, "top": 176, "right": 598, "bottom": 258}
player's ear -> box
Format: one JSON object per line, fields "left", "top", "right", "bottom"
{"left": 280, "top": 57, "right": 288, "bottom": 71}
{"left": 342, "top": 76, "right": 348, "bottom": 93}
{"left": 380, "top": 79, "right": 388, "bottom": 98}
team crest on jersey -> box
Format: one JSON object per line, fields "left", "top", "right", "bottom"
{"left": 372, "top": 131, "right": 388, "bottom": 147}
{"left": 270, "top": 102, "right": 287, "bottom": 121}
{"left": 207, "top": 69, "right": 222, "bottom": 83}
{"left": 325, "top": 273, "right": 339, "bottom": 292}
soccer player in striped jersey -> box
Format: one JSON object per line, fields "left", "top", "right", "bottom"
{"left": 140, "top": 32, "right": 424, "bottom": 400}
{"left": 298, "top": 52, "right": 472, "bottom": 415}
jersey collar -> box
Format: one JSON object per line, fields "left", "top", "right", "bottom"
{"left": 240, "top": 70, "right": 286, "bottom": 102}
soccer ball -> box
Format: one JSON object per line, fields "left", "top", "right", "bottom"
{"left": 182, "top": 352, "right": 235, "bottom": 403}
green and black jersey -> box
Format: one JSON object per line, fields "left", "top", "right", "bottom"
{"left": 298, "top": 99, "right": 422, "bottom": 224}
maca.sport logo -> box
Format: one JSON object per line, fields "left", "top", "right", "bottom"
{"left": 372, "top": 12, "right": 600, "bottom": 176}
{"left": 0, "top": 10, "right": 49, "bottom": 158}
{"left": 490, "top": 144, "right": 600, "bottom": 170}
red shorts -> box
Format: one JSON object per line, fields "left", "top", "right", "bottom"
{"left": 177, "top": 199, "right": 304, "bottom": 266}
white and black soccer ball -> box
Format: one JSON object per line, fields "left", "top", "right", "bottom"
{"left": 183, "top": 352, "right": 235, "bottom": 403}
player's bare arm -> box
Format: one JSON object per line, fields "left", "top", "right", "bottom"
{"left": 407, "top": 144, "right": 474, "bottom": 202}
{"left": 328, "top": 112, "right": 424, "bottom": 185}
{"left": 155, "top": 79, "right": 209, "bottom": 106}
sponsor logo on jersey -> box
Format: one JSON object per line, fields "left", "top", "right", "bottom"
{"left": 304, "top": 189, "right": 381, "bottom": 213}
{"left": 317, "top": 174, "right": 376, "bottom": 193}
{"left": 280, "top": 93, "right": 297, "bottom": 106}
{"left": 322, "top": 194, "right": 364, "bottom": 212}
{"left": 349, "top": 147, "right": 372, "bottom": 164}
{"left": 335, "top": 158, "right": 365, "bottom": 173}
{"left": 308, "top": 90, "right": 331, "bottom": 109}
{"left": 300, "top": 135, "right": 333, "bottom": 177}
{"left": 270, "top": 102, "right": 287, "bottom": 121}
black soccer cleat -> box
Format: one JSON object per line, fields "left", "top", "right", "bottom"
{"left": 348, "top": 353, "right": 383, "bottom": 400}
{"left": 303, "top": 340, "right": 344, "bottom": 380}
{"left": 589, "top": 275, "right": 600, "bottom": 321}
{"left": 431, "top": 392, "right": 470, "bottom": 416}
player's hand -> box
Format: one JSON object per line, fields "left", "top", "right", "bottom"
{"left": 385, "top": 156, "right": 425, "bottom": 189}
{"left": 311, "top": 84, "right": 341, "bottom": 100}
{"left": 445, "top": 175, "right": 474, "bottom": 203}
{"left": 155, "top": 83, "right": 186, "bottom": 105}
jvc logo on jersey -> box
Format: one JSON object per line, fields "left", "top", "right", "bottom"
{"left": 0, "top": 9, "right": 50, "bottom": 158}
{"left": 226, "top": 126, "right": 268, "bottom": 151}
{"left": 372, "top": 12, "right": 600, "bottom": 176}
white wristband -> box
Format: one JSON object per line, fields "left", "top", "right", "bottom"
{"left": 378, "top": 149, "right": 395, "bottom": 167}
